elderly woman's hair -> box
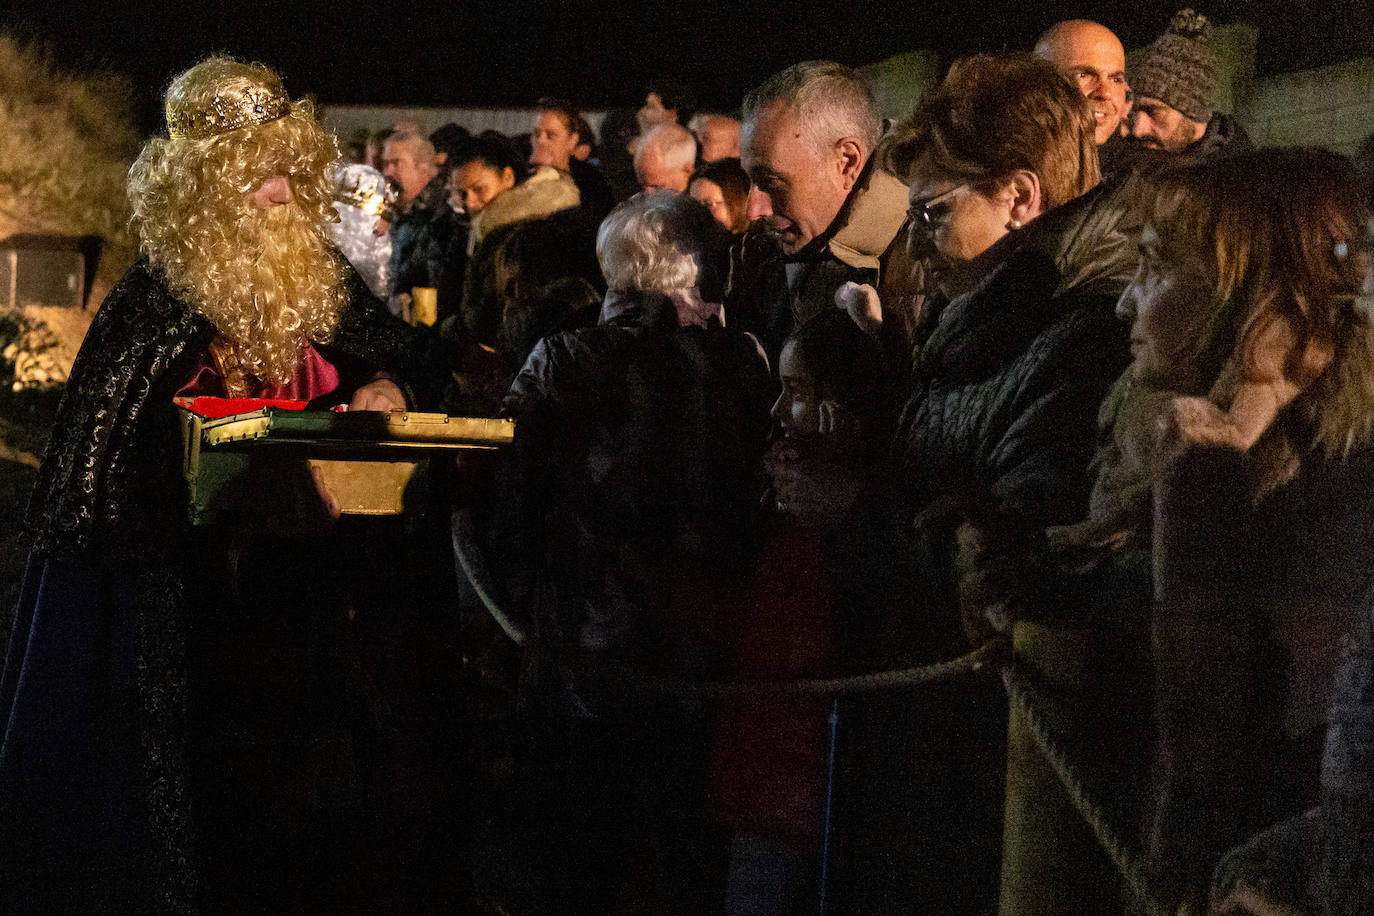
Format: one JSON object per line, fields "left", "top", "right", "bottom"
{"left": 882, "top": 52, "right": 1098, "bottom": 210}
{"left": 1140, "top": 147, "right": 1374, "bottom": 457}
{"left": 635, "top": 124, "right": 697, "bottom": 172}
{"left": 597, "top": 192, "right": 724, "bottom": 294}
{"left": 742, "top": 60, "right": 881, "bottom": 159}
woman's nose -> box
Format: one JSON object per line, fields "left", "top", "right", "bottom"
{"left": 769, "top": 391, "right": 787, "bottom": 422}
{"left": 1115, "top": 283, "right": 1139, "bottom": 322}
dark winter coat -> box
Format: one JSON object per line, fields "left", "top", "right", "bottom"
{"left": 895, "top": 176, "right": 1137, "bottom": 544}
{"left": 390, "top": 176, "right": 448, "bottom": 292}
{"left": 1188, "top": 110, "right": 1253, "bottom": 161}
{"left": 567, "top": 157, "right": 615, "bottom": 223}
{"left": 1148, "top": 421, "right": 1374, "bottom": 913}
{"left": 501, "top": 288, "right": 772, "bottom": 694}
{"left": 1322, "top": 583, "right": 1374, "bottom": 915}
{"left": 826, "top": 176, "right": 1139, "bottom": 916}
{"left": 0, "top": 258, "right": 427, "bottom": 914}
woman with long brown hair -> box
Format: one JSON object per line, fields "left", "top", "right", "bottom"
{"left": 1123, "top": 147, "right": 1374, "bottom": 915}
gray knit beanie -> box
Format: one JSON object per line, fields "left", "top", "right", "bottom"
{"left": 1132, "top": 9, "right": 1217, "bottom": 122}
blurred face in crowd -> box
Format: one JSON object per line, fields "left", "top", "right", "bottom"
{"left": 690, "top": 178, "right": 741, "bottom": 232}
{"left": 530, "top": 111, "right": 579, "bottom": 171}
{"left": 381, "top": 139, "right": 434, "bottom": 203}
{"left": 1115, "top": 224, "right": 1215, "bottom": 385}
{"left": 1130, "top": 96, "right": 1205, "bottom": 152}
{"left": 449, "top": 161, "right": 516, "bottom": 217}
{"left": 742, "top": 101, "right": 864, "bottom": 255}
{"left": 637, "top": 92, "right": 674, "bottom": 133}
{"left": 698, "top": 116, "right": 741, "bottom": 162}
{"left": 905, "top": 152, "right": 1023, "bottom": 267}
{"left": 1035, "top": 21, "right": 1130, "bottom": 145}
{"left": 636, "top": 149, "right": 693, "bottom": 194}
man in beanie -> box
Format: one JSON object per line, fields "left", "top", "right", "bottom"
{"left": 1129, "top": 8, "right": 1251, "bottom": 157}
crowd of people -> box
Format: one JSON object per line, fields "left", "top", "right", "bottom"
{"left": 1, "top": 7, "right": 1372, "bottom": 916}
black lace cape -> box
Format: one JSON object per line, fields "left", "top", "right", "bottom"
{"left": 6, "top": 256, "right": 428, "bottom": 913}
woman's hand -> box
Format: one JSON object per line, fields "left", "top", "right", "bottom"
{"left": 767, "top": 447, "right": 867, "bottom": 530}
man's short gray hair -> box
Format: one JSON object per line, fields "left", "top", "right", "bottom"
{"left": 634, "top": 124, "right": 697, "bottom": 172}
{"left": 385, "top": 130, "right": 435, "bottom": 165}
{"left": 597, "top": 192, "right": 719, "bottom": 293}
{"left": 742, "top": 60, "right": 881, "bottom": 157}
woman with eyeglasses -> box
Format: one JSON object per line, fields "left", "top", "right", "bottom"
{"left": 773, "top": 52, "right": 1139, "bottom": 913}
{"left": 889, "top": 52, "right": 1148, "bottom": 916}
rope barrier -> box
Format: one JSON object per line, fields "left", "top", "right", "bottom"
{"left": 452, "top": 507, "right": 1006, "bottom": 697}
{"left": 1002, "top": 663, "right": 1170, "bottom": 916}
{"left": 451, "top": 509, "right": 528, "bottom": 646}
{"left": 453, "top": 509, "right": 1171, "bottom": 911}
{"left": 580, "top": 636, "right": 1006, "bottom": 699}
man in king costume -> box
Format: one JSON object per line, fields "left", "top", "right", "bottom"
{"left": 0, "top": 57, "right": 429, "bottom": 913}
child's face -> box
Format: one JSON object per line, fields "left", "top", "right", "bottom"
{"left": 771, "top": 341, "right": 822, "bottom": 441}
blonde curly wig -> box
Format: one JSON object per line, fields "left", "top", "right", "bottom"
{"left": 128, "top": 56, "right": 346, "bottom": 385}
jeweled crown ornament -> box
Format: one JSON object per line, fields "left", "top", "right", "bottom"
{"left": 328, "top": 163, "right": 398, "bottom": 220}
{"left": 167, "top": 83, "right": 292, "bottom": 140}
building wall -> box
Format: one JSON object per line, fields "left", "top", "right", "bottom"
{"left": 1240, "top": 56, "right": 1374, "bottom": 157}
{"left": 319, "top": 105, "right": 607, "bottom": 145}
{"left": 321, "top": 42, "right": 1374, "bottom": 161}
{"left": 860, "top": 50, "right": 941, "bottom": 127}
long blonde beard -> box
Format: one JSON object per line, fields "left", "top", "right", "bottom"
{"left": 151, "top": 203, "right": 347, "bottom": 385}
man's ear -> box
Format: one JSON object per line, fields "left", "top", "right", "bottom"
{"left": 836, "top": 137, "right": 866, "bottom": 191}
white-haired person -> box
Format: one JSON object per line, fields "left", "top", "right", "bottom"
{"left": 633, "top": 122, "right": 698, "bottom": 193}
{"left": 497, "top": 192, "right": 773, "bottom": 915}
{"left": 0, "top": 56, "right": 424, "bottom": 913}
{"left": 381, "top": 128, "right": 444, "bottom": 293}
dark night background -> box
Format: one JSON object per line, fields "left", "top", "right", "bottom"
{"left": 2, "top": 0, "right": 1371, "bottom": 131}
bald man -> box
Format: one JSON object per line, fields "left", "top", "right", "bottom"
{"left": 1034, "top": 20, "right": 1131, "bottom": 146}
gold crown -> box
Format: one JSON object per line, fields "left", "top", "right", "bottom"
{"left": 166, "top": 85, "right": 292, "bottom": 140}
{"left": 330, "top": 167, "right": 398, "bottom": 219}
